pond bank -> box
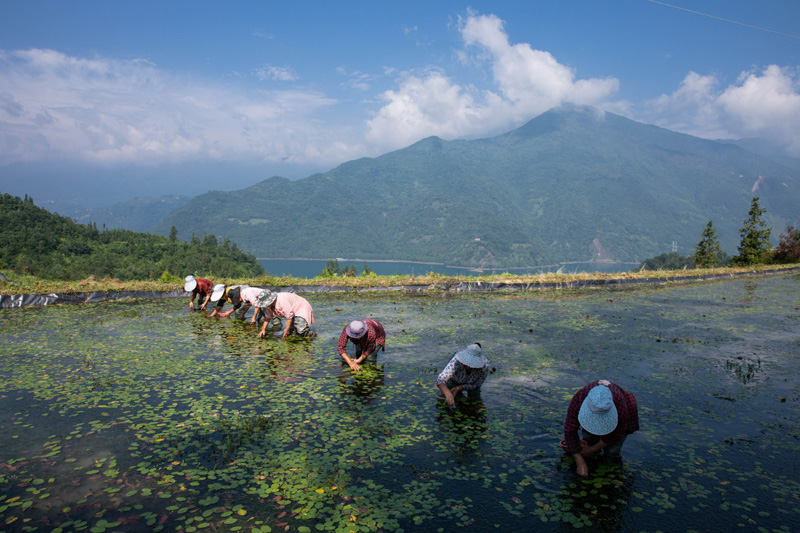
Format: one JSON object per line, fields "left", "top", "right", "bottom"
{"left": 2, "top": 265, "right": 797, "bottom": 308}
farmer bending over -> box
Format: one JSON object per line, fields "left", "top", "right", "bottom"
{"left": 338, "top": 319, "right": 385, "bottom": 372}
{"left": 184, "top": 275, "right": 213, "bottom": 310}
{"left": 257, "top": 290, "right": 315, "bottom": 339}
{"left": 436, "top": 343, "right": 489, "bottom": 406}
{"left": 563, "top": 380, "right": 639, "bottom": 477}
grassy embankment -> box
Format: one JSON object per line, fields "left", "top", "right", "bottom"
{"left": 1, "top": 263, "right": 797, "bottom": 295}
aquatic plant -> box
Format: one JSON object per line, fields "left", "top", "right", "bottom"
{"left": 1, "top": 275, "right": 799, "bottom": 531}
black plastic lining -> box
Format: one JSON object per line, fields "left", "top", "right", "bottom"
{"left": 0, "top": 289, "right": 185, "bottom": 308}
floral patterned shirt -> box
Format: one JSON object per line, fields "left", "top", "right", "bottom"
{"left": 436, "top": 354, "right": 489, "bottom": 391}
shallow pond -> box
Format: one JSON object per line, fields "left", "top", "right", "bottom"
{"left": 1, "top": 274, "right": 799, "bottom": 532}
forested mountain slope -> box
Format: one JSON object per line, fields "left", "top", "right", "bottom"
{"left": 0, "top": 194, "right": 264, "bottom": 280}
{"left": 153, "top": 106, "right": 800, "bottom": 267}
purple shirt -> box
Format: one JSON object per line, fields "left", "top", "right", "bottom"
{"left": 563, "top": 380, "right": 639, "bottom": 455}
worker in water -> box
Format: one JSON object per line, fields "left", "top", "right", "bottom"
{"left": 208, "top": 284, "right": 247, "bottom": 318}
{"left": 337, "top": 319, "right": 385, "bottom": 372}
{"left": 256, "top": 290, "right": 315, "bottom": 339}
{"left": 562, "top": 379, "right": 639, "bottom": 477}
{"left": 435, "top": 343, "right": 489, "bottom": 406}
{"left": 184, "top": 275, "right": 213, "bottom": 310}
{"left": 217, "top": 286, "right": 270, "bottom": 323}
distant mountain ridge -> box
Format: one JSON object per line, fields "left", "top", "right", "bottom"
{"left": 153, "top": 106, "right": 800, "bottom": 268}
{"left": 69, "top": 195, "right": 190, "bottom": 232}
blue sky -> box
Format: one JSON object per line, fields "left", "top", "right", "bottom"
{"left": 1, "top": 1, "right": 799, "bottom": 205}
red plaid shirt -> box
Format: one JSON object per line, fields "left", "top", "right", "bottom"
{"left": 337, "top": 319, "right": 385, "bottom": 356}
{"left": 192, "top": 278, "right": 213, "bottom": 299}
{"left": 563, "top": 380, "right": 639, "bottom": 455}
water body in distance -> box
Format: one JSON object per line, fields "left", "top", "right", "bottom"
{"left": 258, "top": 259, "right": 638, "bottom": 279}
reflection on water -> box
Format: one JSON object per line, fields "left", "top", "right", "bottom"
{"left": 435, "top": 393, "right": 488, "bottom": 463}
{"left": 338, "top": 364, "right": 385, "bottom": 405}
{"left": 1, "top": 275, "right": 799, "bottom": 531}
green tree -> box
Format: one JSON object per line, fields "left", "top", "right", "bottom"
{"left": 319, "top": 259, "right": 341, "bottom": 278}
{"left": 636, "top": 252, "right": 695, "bottom": 271}
{"left": 0, "top": 194, "right": 265, "bottom": 281}
{"left": 169, "top": 226, "right": 179, "bottom": 242}
{"left": 734, "top": 197, "right": 771, "bottom": 265}
{"left": 361, "top": 261, "right": 373, "bottom": 276}
{"left": 773, "top": 225, "right": 800, "bottom": 263}
{"left": 693, "top": 221, "right": 724, "bottom": 268}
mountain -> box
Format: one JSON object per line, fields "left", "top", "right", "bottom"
{"left": 717, "top": 137, "right": 800, "bottom": 172}
{"left": 66, "top": 195, "right": 191, "bottom": 232}
{"left": 153, "top": 106, "right": 800, "bottom": 268}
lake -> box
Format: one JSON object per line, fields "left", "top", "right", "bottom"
{"left": 259, "top": 258, "right": 639, "bottom": 278}
{"left": 1, "top": 272, "right": 799, "bottom": 532}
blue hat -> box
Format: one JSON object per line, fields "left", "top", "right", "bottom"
{"left": 454, "top": 343, "right": 486, "bottom": 368}
{"left": 578, "top": 384, "right": 618, "bottom": 436}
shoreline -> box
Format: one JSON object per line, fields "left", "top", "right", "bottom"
{"left": 256, "top": 257, "right": 643, "bottom": 272}
{"left": 2, "top": 265, "right": 797, "bottom": 309}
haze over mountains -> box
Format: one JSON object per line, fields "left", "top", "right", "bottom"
{"left": 94, "top": 106, "right": 800, "bottom": 268}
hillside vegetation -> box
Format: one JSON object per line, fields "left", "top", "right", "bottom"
{"left": 153, "top": 105, "right": 800, "bottom": 268}
{"left": 0, "top": 193, "right": 264, "bottom": 281}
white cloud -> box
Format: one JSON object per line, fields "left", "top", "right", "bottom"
{"left": 253, "top": 65, "right": 298, "bottom": 82}
{"left": 366, "top": 11, "right": 619, "bottom": 150}
{"left": 644, "top": 66, "right": 800, "bottom": 155}
{"left": 0, "top": 49, "right": 363, "bottom": 167}
{"left": 336, "top": 67, "right": 376, "bottom": 91}
{"left": 4, "top": 10, "right": 800, "bottom": 180}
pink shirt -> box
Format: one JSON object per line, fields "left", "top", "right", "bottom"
{"left": 265, "top": 292, "right": 314, "bottom": 324}
{"left": 239, "top": 287, "right": 265, "bottom": 307}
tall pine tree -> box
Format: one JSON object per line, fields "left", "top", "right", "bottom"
{"left": 734, "top": 197, "right": 771, "bottom": 265}
{"left": 694, "top": 221, "right": 724, "bottom": 268}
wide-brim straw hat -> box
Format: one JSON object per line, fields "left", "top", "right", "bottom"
{"left": 184, "top": 275, "right": 197, "bottom": 292}
{"left": 210, "top": 284, "right": 227, "bottom": 302}
{"left": 454, "top": 343, "right": 486, "bottom": 368}
{"left": 578, "top": 384, "right": 618, "bottom": 436}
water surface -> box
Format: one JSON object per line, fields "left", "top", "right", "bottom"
{"left": 258, "top": 259, "right": 637, "bottom": 278}
{"left": 1, "top": 274, "right": 799, "bottom": 532}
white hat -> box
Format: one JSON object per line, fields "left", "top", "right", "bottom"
{"left": 184, "top": 275, "right": 197, "bottom": 292}
{"left": 210, "top": 284, "right": 226, "bottom": 302}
